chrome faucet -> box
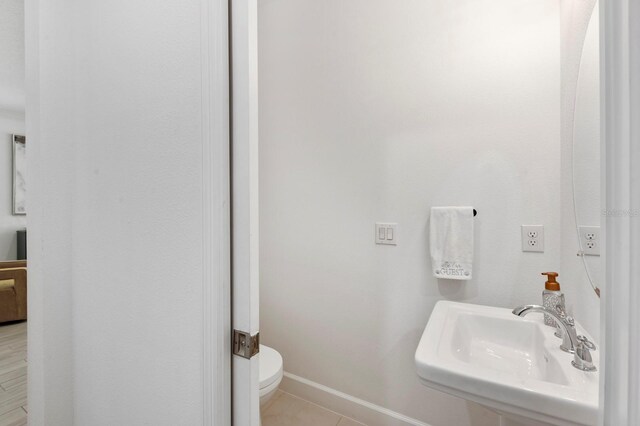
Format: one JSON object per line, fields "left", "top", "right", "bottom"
{"left": 512, "top": 304, "right": 596, "bottom": 372}
{"left": 512, "top": 304, "right": 578, "bottom": 353}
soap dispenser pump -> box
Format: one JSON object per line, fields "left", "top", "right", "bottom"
{"left": 542, "top": 272, "right": 565, "bottom": 327}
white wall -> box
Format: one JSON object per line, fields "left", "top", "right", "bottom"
{"left": 259, "top": 1, "right": 561, "bottom": 425}
{"left": 0, "top": 0, "right": 25, "bottom": 115}
{"left": 0, "top": 0, "right": 27, "bottom": 260}
{"left": 26, "top": 0, "right": 229, "bottom": 424}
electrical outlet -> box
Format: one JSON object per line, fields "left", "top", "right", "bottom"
{"left": 375, "top": 223, "right": 397, "bottom": 245}
{"left": 579, "top": 226, "right": 600, "bottom": 256}
{"left": 522, "top": 225, "right": 544, "bottom": 253}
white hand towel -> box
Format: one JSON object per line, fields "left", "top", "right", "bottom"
{"left": 430, "top": 206, "right": 474, "bottom": 280}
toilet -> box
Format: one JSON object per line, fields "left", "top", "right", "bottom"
{"left": 259, "top": 344, "right": 283, "bottom": 406}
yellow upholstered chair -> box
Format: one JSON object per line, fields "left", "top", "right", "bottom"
{"left": 0, "top": 261, "right": 27, "bottom": 323}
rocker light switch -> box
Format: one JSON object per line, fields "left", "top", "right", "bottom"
{"left": 376, "top": 223, "right": 397, "bottom": 245}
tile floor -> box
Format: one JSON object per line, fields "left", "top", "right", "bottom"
{"left": 261, "top": 391, "right": 365, "bottom": 426}
{"left": 0, "top": 321, "right": 27, "bottom": 426}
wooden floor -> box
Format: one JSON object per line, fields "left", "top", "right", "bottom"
{"left": 0, "top": 322, "right": 27, "bottom": 426}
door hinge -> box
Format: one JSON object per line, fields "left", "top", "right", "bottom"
{"left": 233, "top": 329, "right": 260, "bottom": 359}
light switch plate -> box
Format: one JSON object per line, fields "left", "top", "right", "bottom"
{"left": 376, "top": 223, "right": 397, "bottom": 245}
{"left": 521, "top": 225, "right": 544, "bottom": 253}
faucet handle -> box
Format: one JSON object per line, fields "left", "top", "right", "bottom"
{"left": 572, "top": 335, "right": 597, "bottom": 372}
{"left": 577, "top": 335, "right": 596, "bottom": 350}
{"left": 555, "top": 304, "right": 566, "bottom": 316}
{"left": 555, "top": 305, "right": 575, "bottom": 327}
{"left": 553, "top": 305, "right": 575, "bottom": 338}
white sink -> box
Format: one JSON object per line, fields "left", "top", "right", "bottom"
{"left": 415, "top": 301, "right": 598, "bottom": 426}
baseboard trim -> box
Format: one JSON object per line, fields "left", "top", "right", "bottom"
{"left": 281, "top": 372, "right": 431, "bottom": 426}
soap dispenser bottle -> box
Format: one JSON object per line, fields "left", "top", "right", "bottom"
{"left": 542, "top": 272, "right": 565, "bottom": 327}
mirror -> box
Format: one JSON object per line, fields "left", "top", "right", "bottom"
{"left": 572, "top": 3, "right": 600, "bottom": 296}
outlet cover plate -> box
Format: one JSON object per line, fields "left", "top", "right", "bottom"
{"left": 578, "top": 226, "right": 600, "bottom": 256}
{"left": 521, "top": 225, "right": 544, "bottom": 253}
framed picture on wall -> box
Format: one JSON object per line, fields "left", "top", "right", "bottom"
{"left": 12, "top": 135, "right": 26, "bottom": 215}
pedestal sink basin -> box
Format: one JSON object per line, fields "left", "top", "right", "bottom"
{"left": 415, "top": 301, "right": 598, "bottom": 426}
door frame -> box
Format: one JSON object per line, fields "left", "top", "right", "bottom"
{"left": 230, "top": 0, "right": 261, "bottom": 424}
{"left": 601, "top": 1, "right": 640, "bottom": 424}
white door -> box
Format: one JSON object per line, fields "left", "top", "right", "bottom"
{"left": 231, "top": 0, "right": 261, "bottom": 425}
{"left": 27, "top": 0, "right": 233, "bottom": 424}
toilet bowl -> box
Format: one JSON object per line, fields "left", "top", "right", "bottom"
{"left": 259, "top": 344, "right": 283, "bottom": 406}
